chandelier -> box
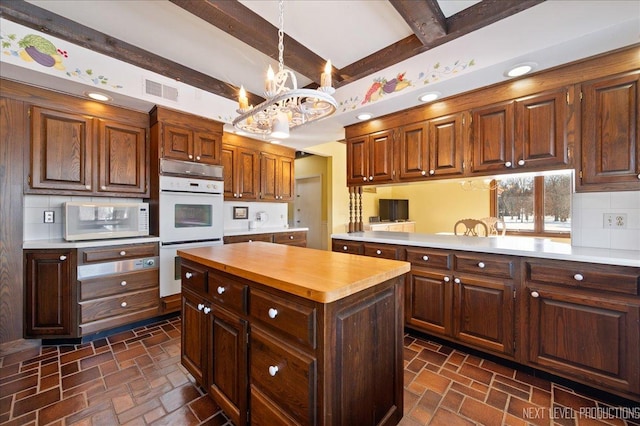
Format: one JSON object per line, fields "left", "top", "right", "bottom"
{"left": 232, "top": 0, "right": 337, "bottom": 139}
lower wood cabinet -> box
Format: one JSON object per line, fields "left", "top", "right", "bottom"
{"left": 404, "top": 247, "right": 516, "bottom": 358}
{"left": 523, "top": 259, "right": 640, "bottom": 397}
{"left": 181, "top": 257, "right": 405, "bottom": 425}
{"left": 24, "top": 249, "right": 77, "bottom": 338}
{"left": 25, "top": 242, "right": 160, "bottom": 339}
{"left": 332, "top": 238, "right": 640, "bottom": 400}
{"left": 224, "top": 230, "right": 307, "bottom": 247}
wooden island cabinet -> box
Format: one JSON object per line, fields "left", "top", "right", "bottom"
{"left": 178, "top": 242, "right": 410, "bottom": 426}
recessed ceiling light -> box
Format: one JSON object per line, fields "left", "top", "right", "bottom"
{"left": 418, "top": 92, "right": 440, "bottom": 103}
{"left": 505, "top": 62, "right": 536, "bottom": 78}
{"left": 85, "top": 91, "right": 112, "bottom": 102}
{"left": 356, "top": 112, "right": 372, "bottom": 121}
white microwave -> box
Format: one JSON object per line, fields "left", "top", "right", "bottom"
{"left": 64, "top": 202, "right": 150, "bottom": 241}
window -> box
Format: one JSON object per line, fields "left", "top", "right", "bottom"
{"left": 490, "top": 171, "right": 572, "bottom": 236}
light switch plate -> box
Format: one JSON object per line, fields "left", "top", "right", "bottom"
{"left": 603, "top": 213, "right": 627, "bottom": 229}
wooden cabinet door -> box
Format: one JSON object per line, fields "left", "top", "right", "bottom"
{"left": 221, "top": 144, "right": 237, "bottom": 199}
{"left": 260, "top": 152, "right": 278, "bottom": 200}
{"left": 346, "top": 135, "right": 369, "bottom": 185}
{"left": 514, "top": 88, "right": 570, "bottom": 170}
{"left": 208, "top": 306, "right": 248, "bottom": 426}
{"left": 24, "top": 250, "right": 76, "bottom": 338}
{"left": 452, "top": 274, "right": 515, "bottom": 356}
{"left": 237, "top": 146, "right": 260, "bottom": 200}
{"left": 406, "top": 269, "right": 452, "bottom": 336}
{"left": 194, "top": 131, "right": 221, "bottom": 165}
{"left": 398, "top": 123, "right": 429, "bottom": 180}
{"left": 181, "top": 289, "right": 207, "bottom": 386}
{"left": 469, "top": 101, "right": 514, "bottom": 174}
{"left": 368, "top": 129, "right": 395, "bottom": 184}
{"left": 162, "top": 123, "right": 193, "bottom": 162}
{"left": 30, "top": 106, "right": 93, "bottom": 192}
{"left": 277, "top": 156, "right": 294, "bottom": 201}
{"left": 222, "top": 144, "right": 259, "bottom": 200}
{"left": 429, "top": 112, "right": 465, "bottom": 177}
{"left": 97, "top": 119, "right": 147, "bottom": 195}
{"left": 579, "top": 71, "right": 640, "bottom": 191}
{"left": 526, "top": 285, "right": 640, "bottom": 395}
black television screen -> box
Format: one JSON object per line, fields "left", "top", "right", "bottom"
{"left": 379, "top": 199, "right": 409, "bottom": 222}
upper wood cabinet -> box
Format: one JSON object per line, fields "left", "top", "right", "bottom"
{"left": 578, "top": 71, "right": 640, "bottom": 192}
{"left": 465, "top": 87, "right": 573, "bottom": 175}
{"left": 428, "top": 113, "right": 465, "bottom": 177}
{"left": 347, "top": 129, "right": 395, "bottom": 185}
{"left": 29, "top": 106, "right": 149, "bottom": 196}
{"left": 97, "top": 119, "right": 147, "bottom": 194}
{"left": 150, "top": 106, "right": 223, "bottom": 165}
{"left": 222, "top": 143, "right": 260, "bottom": 200}
{"left": 260, "top": 151, "right": 294, "bottom": 201}
{"left": 30, "top": 106, "right": 93, "bottom": 193}
{"left": 222, "top": 132, "right": 295, "bottom": 202}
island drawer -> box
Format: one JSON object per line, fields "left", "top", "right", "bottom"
{"left": 250, "top": 288, "right": 317, "bottom": 349}
{"left": 273, "top": 231, "right": 306, "bottom": 246}
{"left": 208, "top": 273, "right": 248, "bottom": 314}
{"left": 363, "top": 243, "right": 404, "bottom": 260}
{"left": 79, "top": 243, "right": 158, "bottom": 264}
{"left": 454, "top": 252, "right": 515, "bottom": 279}
{"left": 332, "top": 240, "right": 363, "bottom": 255}
{"left": 80, "top": 288, "right": 159, "bottom": 323}
{"left": 406, "top": 248, "right": 452, "bottom": 270}
{"left": 79, "top": 269, "right": 158, "bottom": 301}
{"left": 525, "top": 259, "right": 640, "bottom": 295}
{"left": 250, "top": 327, "right": 316, "bottom": 425}
{"left": 181, "top": 260, "right": 208, "bottom": 294}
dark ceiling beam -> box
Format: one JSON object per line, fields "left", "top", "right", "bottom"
{"left": 169, "top": 0, "right": 341, "bottom": 86}
{"left": 0, "top": 0, "right": 264, "bottom": 106}
{"left": 339, "top": 0, "right": 545, "bottom": 84}
{"left": 389, "top": 0, "right": 446, "bottom": 46}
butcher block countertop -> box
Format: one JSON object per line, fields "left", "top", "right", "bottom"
{"left": 177, "top": 241, "right": 410, "bottom": 303}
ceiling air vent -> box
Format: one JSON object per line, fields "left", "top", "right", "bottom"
{"left": 144, "top": 78, "right": 179, "bottom": 102}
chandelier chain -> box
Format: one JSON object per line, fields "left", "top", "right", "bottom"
{"left": 277, "top": 0, "right": 284, "bottom": 73}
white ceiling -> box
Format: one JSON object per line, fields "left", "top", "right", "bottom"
{"left": 9, "top": 1, "right": 640, "bottom": 151}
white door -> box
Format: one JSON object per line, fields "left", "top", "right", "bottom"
{"left": 294, "top": 176, "right": 323, "bottom": 249}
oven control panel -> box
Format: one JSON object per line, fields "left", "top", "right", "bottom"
{"left": 160, "top": 175, "right": 222, "bottom": 194}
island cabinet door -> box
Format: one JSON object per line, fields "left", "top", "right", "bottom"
{"left": 525, "top": 285, "right": 640, "bottom": 396}
{"left": 208, "top": 306, "right": 248, "bottom": 426}
{"left": 181, "top": 289, "right": 208, "bottom": 387}
{"left": 406, "top": 268, "right": 453, "bottom": 337}
{"left": 452, "top": 274, "right": 515, "bottom": 357}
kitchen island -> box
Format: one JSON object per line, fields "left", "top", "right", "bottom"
{"left": 177, "top": 242, "right": 410, "bottom": 426}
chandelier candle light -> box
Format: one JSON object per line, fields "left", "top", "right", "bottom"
{"left": 232, "top": 0, "right": 337, "bottom": 139}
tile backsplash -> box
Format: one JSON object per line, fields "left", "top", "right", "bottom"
{"left": 23, "top": 195, "right": 144, "bottom": 241}
{"left": 223, "top": 201, "right": 288, "bottom": 231}
{"left": 572, "top": 191, "right": 640, "bottom": 250}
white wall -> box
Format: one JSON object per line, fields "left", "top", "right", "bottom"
{"left": 222, "top": 201, "right": 288, "bottom": 232}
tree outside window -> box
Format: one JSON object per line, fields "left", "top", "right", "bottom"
{"left": 490, "top": 172, "right": 572, "bottom": 236}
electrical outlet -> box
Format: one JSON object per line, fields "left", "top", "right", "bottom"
{"left": 44, "top": 211, "right": 55, "bottom": 223}
{"left": 603, "top": 213, "right": 627, "bottom": 229}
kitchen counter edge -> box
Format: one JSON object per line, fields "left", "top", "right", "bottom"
{"left": 331, "top": 232, "right": 640, "bottom": 268}
{"left": 23, "top": 236, "right": 161, "bottom": 249}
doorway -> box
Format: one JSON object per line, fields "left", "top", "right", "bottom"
{"left": 294, "top": 176, "right": 323, "bottom": 249}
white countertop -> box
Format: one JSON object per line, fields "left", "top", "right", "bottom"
{"left": 332, "top": 231, "right": 640, "bottom": 267}
{"left": 224, "top": 227, "right": 309, "bottom": 237}
{"left": 23, "top": 236, "right": 160, "bottom": 249}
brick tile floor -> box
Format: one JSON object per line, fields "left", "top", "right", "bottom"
{"left": 1, "top": 316, "right": 638, "bottom": 425}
